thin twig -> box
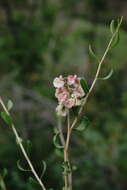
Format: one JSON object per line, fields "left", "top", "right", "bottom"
{"left": 70, "top": 16, "right": 123, "bottom": 131}
{"left": 57, "top": 117, "right": 65, "bottom": 147}
{"left": 0, "top": 97, "right": 47, "bottom": 190}
{"left": 0, "top": 174, "right": 7, "bottom": 190}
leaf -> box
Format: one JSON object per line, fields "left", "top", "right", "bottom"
{"left": 80, "top": 78, "right": 89, "bottom": 94}
{"left": 88, "top": 45, "right": 99, "bottom": 62}
{"left": 40, "top": 160, "right": 47, "bottom": 178}
{"left": 72, "top": 165, "right": 77, "bottom": 171}
{"left": 17, "top": 160, "right": 31, "bottom": 172}
{"left": 62, "top": 161, "right": 71, "bottom": 174}
{"left": 1, "top": 112, "right": 13, "bottom": 125}
{"left": 110, "top": 20, "right": 115, "bottom": 34}
{"left": 28, "top": 177, "right": 39, "bottom": 185}
{"left": 110, "top": 32, "right": 120, "bottom": 49}
{"left": 55, "top": 149, "right": 64, "bottom": 158}
{"left": 75, "top": 116, "right": 90, "bottom": 131}
{"left": 98, "top": 69, "right": 113, "bottom": 80}
{"left": 7, "top": 100, "right": 13, "bottom": 111}
{"left": 53, "top": 132, "right": 64, "bottom": 149}
{"left": 26, "top": 140, "right": 32, "bottom": 155}
{"left": 2, "top": 169, "right": 8, "bottom": 178}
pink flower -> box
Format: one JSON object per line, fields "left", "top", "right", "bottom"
{"left": 53, "top": 75, "right": 65, "bottom": 88}
{"left": 67, "top": 75, "right": 78, "bottom": 85}
{"left": 64, "top": 98, "right": 75, "bottom": 108}
{"left": 72, "top": 86, "right": 85, "bottom": 98}
{"left": 53, "top": 74, "right": 86, "bottom": 116}
{"left": 57, "top": 92, "right": 68, "bottom": 103}
{"left": 55, "top": 87, "right": 69, "bottom": 103}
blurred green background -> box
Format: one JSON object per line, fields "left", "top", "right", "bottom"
{"left": 0, "top": 0, "right": 127, "bottom": 189}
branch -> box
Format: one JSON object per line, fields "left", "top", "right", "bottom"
{"left": 0, "top": 97, "right": 47, "bottom": 190}
{"left": 70, "top": 16, "right": 123, "bottom": 131}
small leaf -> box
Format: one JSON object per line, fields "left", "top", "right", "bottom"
{"left": 40, "top": 160, "right": 47, "bottom": 178}
{"left": 62, "top": 161, "right": 71, "bottom": 174}
{"left": 17, "top": 160, "right": 31, "bottom": 172}
{"left": 98, "top": 69, "right": 113, "bottom": 80}
{"left": 2, "top": 168, "right": 8, "bottom": 178}
{"left": 7, "top": 100, "right": 13, "bottom": 111}
{"left": 88, "top": 45, "right": 99, "bottom": 62}
{"left": 72, "top": 165, "right": 77, "bottom": 171}
{"left": 75, "top": 116, "right": 90, "bottom": 131}
{"left": 110, "top": 20, "right": 115, "bottom": 34}
{"left": 80, "top": 78, "right": 89, "bottom": 94}
{"left": 55, "top": 149, "right": 64, "bottom": 158}
{"left": 53, "top": 132, "right": 64, "bottom": 149}
{"left": 26, "top": 140, "right": 32, "bottom": 155}
{"left": 110, "top": 33, "right": 120, "bottom": 49}
{"left": 1, "top": 112, "right": 13, "bottom": 125}
{"left": 28, "top": 177, "right": 39, "bottom": 185}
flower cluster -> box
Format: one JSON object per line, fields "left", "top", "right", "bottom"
{"left": 53, "top": 75, "right": 85, "bottom": 116}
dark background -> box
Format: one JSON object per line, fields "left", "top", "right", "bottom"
{"left": 0, "top": 0, "right": 127, "bottom": 189}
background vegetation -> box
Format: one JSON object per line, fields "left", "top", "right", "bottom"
{"left": 0, "top": 0, "right": 127, "bottom": 189}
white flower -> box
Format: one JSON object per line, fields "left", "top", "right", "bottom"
{"left": 53, "top": 76, "right": 65, "bottom": 88}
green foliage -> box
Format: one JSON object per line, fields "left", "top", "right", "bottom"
{"left": 53, "top": 131, "right": 64, "bottom": 149}
{"left": 7, "top": 100, "right": 13, "bottom": 111}
{"left": 17, "top": 160, "right": 31, "bottom": 172}
{"left": 1, "top": 112, "right": 13, "bottom": 126}
{"left": 80, "top": 78, "right": 89, "bottom": 94}
{"left": 98, "top": 69, "right": 114, "bottom": 80}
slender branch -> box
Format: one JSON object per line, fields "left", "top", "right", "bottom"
{"left": 62, "top": 17, "right": 123, "bottom": 190}
{"left": 70, "top": 16, "right": 123, "bottom": 131}
{"left": 57, "top": 117, "right": 65, "bottom": 147}
{"left": 0, "top": 97, "right": 47, "bottom": 190}
{"left": 63, "top": 111, "right": 73, "bottom": 190}
{"left": 0, "top": 174, "right": 7, "bottom": 190}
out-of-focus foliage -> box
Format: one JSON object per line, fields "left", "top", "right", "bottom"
{"left": 0, "top": 0, "right": 127, "bottom": 189}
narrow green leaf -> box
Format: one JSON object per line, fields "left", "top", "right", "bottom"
{"left": 1, "top": 112, "right": 13, "bottom": 125}
{"left": 88, "top": 45, "right": 99, "bottom": 62}
{"left": 7, "top": 100, "right": 13, "bottom": 111}
{"left": 75, "top": 116, "right": 90, "bottom": 131}
{"left": 26, "top": 140, "right": 32, "bottom": 155}
{"left": 110, "top": 33, "right": 120, "bottom": 49}
{"left": 28, "top": 177, "right": 38, "bottom": 185}
{"left": 80, "top": 78, "right": 89, "bottom": 94}
{"left": 17, "top": 160, "right": 31, "bottom": 172}
{"left": 98, "top": 69, "right": 113, "bottom": 80}
{"left": 53, "top": 132, "right": 64, "bottom": 149}
{"left": 110, "top": 20, "right": 115, "bottom": 34}
{"left": 2, "top": 169, "right": 8, "bottom": 178}
{"left": 40, "top": 160, "right": 47, "bottom": 178}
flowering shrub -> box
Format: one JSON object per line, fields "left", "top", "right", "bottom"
{"left": 53, "top": 75, "right": 85, "bottom": 116}
{"left": 0, "top": 17, "right": 123, "bottom": 190}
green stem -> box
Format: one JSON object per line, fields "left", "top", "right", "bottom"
{"left": 64, "top": 111, "right": 72, "bottom": 190}
{"left": 70, "top": 16, "right": 123, "bottom": 131}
